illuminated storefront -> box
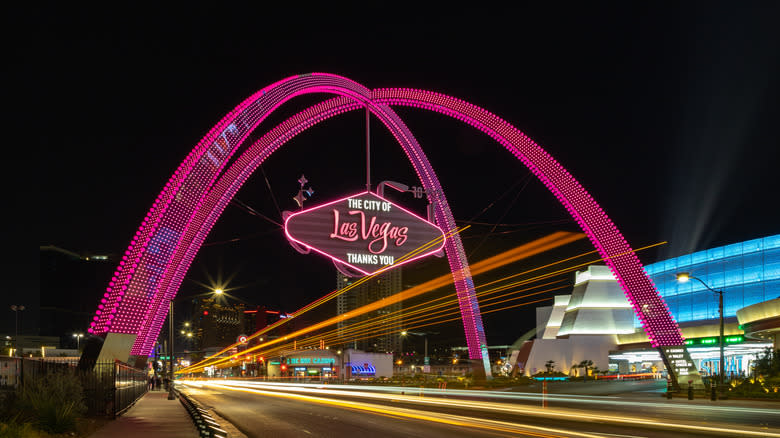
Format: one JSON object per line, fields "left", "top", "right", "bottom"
{"left": 267, "top": 349, "right": 339, "bottom": 380}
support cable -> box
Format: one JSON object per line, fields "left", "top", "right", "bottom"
{"left": 260, "top": 164, "right": 283, "bottom": 220}
{"left": 467, "top": 173, "right": 533, "bottom": 259}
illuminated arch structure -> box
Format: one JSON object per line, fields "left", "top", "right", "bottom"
{"left": 89, "top": 73, "right": 696, "bottom": 383}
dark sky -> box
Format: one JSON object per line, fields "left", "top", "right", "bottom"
{"left": 24, "top": 3, "right": 780, "bottom": 346}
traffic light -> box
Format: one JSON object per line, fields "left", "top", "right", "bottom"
{"left": 281, "top": 364, "right": 287, "bottom": 371}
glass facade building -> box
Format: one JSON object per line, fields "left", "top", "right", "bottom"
{"left": 643, "top": 235, "right": 780, "bottom": 324}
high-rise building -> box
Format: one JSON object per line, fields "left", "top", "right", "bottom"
{"left": 336, "top": 268, "right": 402, "bottom": 353}
{"left": 242, "top": 306, "right": 293, "bottom": 337}
{"left": 190, "top": 297, "right": 245, "bottom": 351}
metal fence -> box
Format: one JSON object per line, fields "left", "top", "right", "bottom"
{"left": 0, "top": 357, "right": 148, "bottom": 417}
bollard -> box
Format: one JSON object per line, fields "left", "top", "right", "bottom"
{"left": 687, "top": 382, "right": 694, "bottom": 400}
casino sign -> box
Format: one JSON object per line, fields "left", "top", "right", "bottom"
{"left": 284, "top": 191, "right": 446, "bottom": 276}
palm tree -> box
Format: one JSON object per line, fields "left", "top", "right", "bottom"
{"left": 544, "top": 360, "right": 556, "bottom": 374}
{"left": 578, "top": 360, "right": 593, "bottom": 380}
{"left": 569, "top": 363, "right": 579, "bottom": 378}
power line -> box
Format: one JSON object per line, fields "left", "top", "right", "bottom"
{"left": 467, "top": 173, "right": 533, "bottom": 259}
{"left": 260, "top": 164, "right": 283, "bottom": 220}
{"left": 230, "top": 198, "right": 282, "bottom": 227}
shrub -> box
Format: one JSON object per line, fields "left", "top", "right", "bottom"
{"left": 0, "top": 417, "right": 42, "bottom": 438}
{"left": 17, "top": 371, "right": 87, "bottom": 433}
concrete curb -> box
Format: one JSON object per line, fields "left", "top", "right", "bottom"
{"left": 177, "top": 387, "right": 228, "bottom": 437}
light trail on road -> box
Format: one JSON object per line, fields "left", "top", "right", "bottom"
{"left": 197, "top": 379, "right": 780, "bottom": 417}
{"left": 181, "top": 380, "right": 780, "bottom": 437}
{"left": 181, "top": 380, "right": 605, "bottom": 438}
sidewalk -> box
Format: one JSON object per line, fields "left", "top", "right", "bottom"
{"left": 89, "top": 390, "right": 199, "bottom": 438}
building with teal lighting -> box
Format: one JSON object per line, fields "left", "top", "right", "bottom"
{"left": 644, "top": 234, "right": 780, "bottom": 323}
{"left": 518, "top": 234, "right": 780, "bottom": 379}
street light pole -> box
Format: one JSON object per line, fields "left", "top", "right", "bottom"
{"left": 402, "top": 330, "right": 436, "bottom": 372}
{"left": 400, "top": 331, "right": 407, "bottom": 368}
{"left": 718, "top": 288, "right": 724, "bottom": 385}
{"left": 168, "top": 300, "right": 175, "bottom": 400}
{"left": 165, "top": 287, "right": 225, "bottom": 395}
{"left": 676, "top": 272, "right": 725, "bottom": 397}
{"left": 10, "top": 305, "right": 25, "bottom": 357}
{"left": 424, "top": 336, "right": 428, "bottom": 371}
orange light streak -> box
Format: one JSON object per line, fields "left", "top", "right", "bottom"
{"left": 185, "top": 240, "right": 666, "bottom": 372}
{"left": 182, "top": 226, "right": 462, "bottom": 371}
{"left": 179, "top": 231, "right": 582, "bottom": 373}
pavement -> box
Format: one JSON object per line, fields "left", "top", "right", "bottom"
{"left": 88, "top": 389, "right": 199, "bottom": 438}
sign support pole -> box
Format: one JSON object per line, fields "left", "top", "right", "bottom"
{"left": 366, "top": 106, "right": 371, "bottom": 192}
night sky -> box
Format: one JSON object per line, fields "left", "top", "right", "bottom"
{"left": 24, "top": 3, "right": 780, "bottom": 346}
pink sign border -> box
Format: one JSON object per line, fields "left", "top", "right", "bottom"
{"left": 284, "top": 190, "right": 446, "bottom": 276}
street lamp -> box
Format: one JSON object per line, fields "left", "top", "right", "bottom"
{"left": 10, "top": 305, "right": 25, "bottom": 357}
{"left": 166, "top": 287, "right": 226, "bottom": 400}
{"left": 400, "top": 331, "right": 408, "bottom": 360}
{"left": 676, "top": 272, "right": 725, "bottom": 396}
{"left": 401, "top": 330, "right": 437, "bottom": 372}
{"left": 72, "top": 333, "right": 84, "bottom": 351}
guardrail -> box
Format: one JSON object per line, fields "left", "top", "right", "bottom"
{"left": 177, "top": 387, "right": 228, "bottom": 438}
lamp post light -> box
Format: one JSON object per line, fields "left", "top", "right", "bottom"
{"left": 677, "top": 272, "right": 725, "bottom": 398}
{"left": 10, "top": 305, "right": 25, "bottom": 357}
{"left": 72, "top": 333, "right": 84, "bottom": 352}
{"left": 401, "top": 330, "right": 437, "bottom": 372}
{"left": 166, "top": 287, "right": 228, "bottom": 400}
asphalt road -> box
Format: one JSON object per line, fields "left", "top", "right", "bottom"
{"left": 181, "top": 380, "right": 780, "bottom": 437}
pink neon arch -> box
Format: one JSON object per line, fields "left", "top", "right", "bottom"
{"left": 133, "top": 96, "right": 491, "bottom": 362}
{"left": 90, "top": 74, "right": 682, "bottom": 363}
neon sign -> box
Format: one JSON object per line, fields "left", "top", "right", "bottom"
{"left": 284, "top": 191, "right": 446, "bottom": 275}
{"left": 287, "top": 357, "right": 335, "bottom": 365}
